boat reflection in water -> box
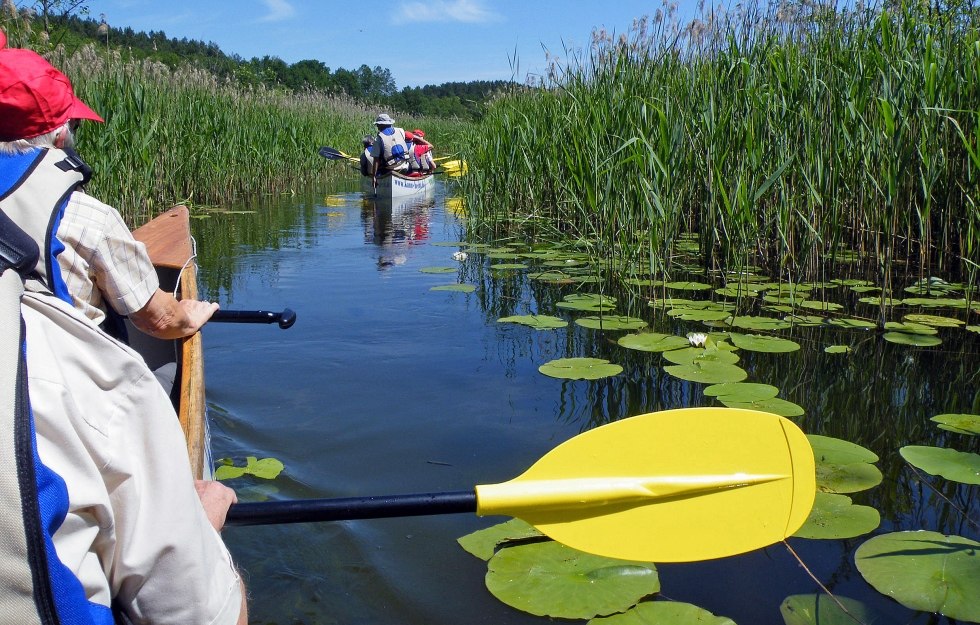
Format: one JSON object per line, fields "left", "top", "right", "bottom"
{"left": 363, "top": 189, "right": 436, "bottom": 270}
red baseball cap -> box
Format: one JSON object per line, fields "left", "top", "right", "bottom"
{"left": 0, "top": 30, "right": 103, "bottom": 141}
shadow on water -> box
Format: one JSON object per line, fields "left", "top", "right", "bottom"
{"left": 194, "top": 181, "right": 978, "bottom": 625}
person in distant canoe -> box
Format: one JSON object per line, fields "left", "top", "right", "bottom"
{"left": 0, "top": 32, "right": 218, "bottom": 341}
{"left": 359, "top": 134, "right": 375, "bottom": 177}
{"left": 406, "top": 128, "right": 436, "bottom": 174}
{"left": 369, "top": 112, "right": 410, "bottom": 187}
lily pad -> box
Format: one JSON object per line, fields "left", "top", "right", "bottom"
{"left": 588, "top": 601, "right": 736, "bottom": 624}
{"left": 618, "top": 333, "right": 691, "bottom": 353}
{"left": 825, "top": 318, "right": 877, "bottom": 330}
{"left": 809, "top": 436, "right": 881, "bottom": 493}
{"left": 899, "top": 446, "right": 980, "bottom": 485}
{"left": 664, "top": 361, "right": 748, "bottom": 384}
{"left": 884, "top": 321, "right": 938, "bottom": 335}
{"left": 664, "top": 281, "right": 713, "bottom": 291}
{"left": 486, "top": 541, "right": 659, "bottom": 619}
{"left": 855, "top": 531, "right": 980, "bottom": 622}
{"left": 793, "top": 492, "right": 880, "bottom": 539}
{"left": 419, "top": 266, "right": 457, "bottom": 274}
{"left": 719, "top": 397, "right": 805, "bottom": 418}
{"left": 430, "top": 284, "right": 477, "bottom": 293}
{"left": 808, "top": 435, "right": 878, "bottom": 464}
{"left": 824, "top": 345, "right": 851, "bottom": 354}
{"left": 662, "top": 347, "right": 740, "bottom": 366}
{"left": 490, "top": 263, "right": 527, "bottom": 270}
{"left": 556, "top": 293, "right": 618, "bottom": 312}
{"left": 780, "top": 594, "right": 887, "bottom": 625}
{"left": 799, "top": 300, "right": 844, "bottom": 312}
{"left": 703, "top": 382, "right": 779, "bottom": 402}
{"left": 539, "top": 358, "right": 623, "bottom": 380}
{"left": 903, "top": 313, "right": 964, "bottom": 327}
{"left": 214, "top": 456, "right": 284, "bottom": 481}
{"left": 728, "top": 333, "right": 800, "bottom": 353}
{"left": 458, "top": 519, "right": 543, "bottom": 561}
{"left": 575, "top": 315, "right": 648, "bottom": 331}
{"left": 498, "top": 315, "right": 568, "bottom": 330}
{"left": 667, "top": 308, "right": 733, "bottom": 322}
{"left": 730, "top": 316, "right": 792, "bottom": 331}
{"left": 883, "top": 332, "right": 943, "bottom": 347}
{"left": 930, "top": 413, "right": 980, "bottom": 436}
{"left": 715, "top": 286, "right": 760, "bottom": 298}
{"left": 966, "top": 325, "right": 980, "bottom": 334}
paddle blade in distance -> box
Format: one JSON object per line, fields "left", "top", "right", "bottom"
{"left": 475, "top": 407, "right": 815, "bottom": 562}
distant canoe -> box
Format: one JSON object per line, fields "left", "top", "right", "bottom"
{"left": 368, "top": 171, "right": 436, "bottom": 199}
{"left": 130, "top": 205, "right": 209, "bottom": 480}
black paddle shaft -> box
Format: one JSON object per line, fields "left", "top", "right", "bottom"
{"left": 210, "top": 308, "right": 296, "bottom": 329}
{"left": 225, "top": 491, "right": 477, "bottom": 527}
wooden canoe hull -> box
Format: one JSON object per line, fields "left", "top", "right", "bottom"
{"left": 130, "top": 206, "right": 208, "bottom": 480}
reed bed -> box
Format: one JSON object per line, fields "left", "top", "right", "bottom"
{"left": 461, "top": 0, "right": 980, "bottom": 295}
{"left": 2, "top": 9, "right": 467, "bottom": 224}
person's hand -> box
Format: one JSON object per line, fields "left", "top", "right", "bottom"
{"left": 194, "top": 480, "right": 238, "bottom": 531}
{"left": 372, "top": 175, "right": 378, "bottom": 190}
{"left": 179, "top": 298, "right": 220, "bottom": 333}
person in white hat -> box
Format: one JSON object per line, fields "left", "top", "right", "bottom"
{"left": 369, "top": 112, "right": 410, "bottom": 186}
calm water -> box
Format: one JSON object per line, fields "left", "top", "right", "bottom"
{"left": 194, "top": 180, "right": 978, "bottom": 625}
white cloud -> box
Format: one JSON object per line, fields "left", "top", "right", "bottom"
{"left": 257, "top": 0, "right": 295, "bottom": 23}
{"left": 395, "top": 0, "right": 500, "bottom": 24}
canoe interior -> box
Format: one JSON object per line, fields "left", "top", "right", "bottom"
{"left": 129, "top": 206, "right": 208, "bottom": 480}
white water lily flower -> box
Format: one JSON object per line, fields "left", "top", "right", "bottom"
{"left": 452, "top": 251, "right": 468, "bottom": 262}
{"left": 687, "top": 332, "right": 707, "bottom": 347}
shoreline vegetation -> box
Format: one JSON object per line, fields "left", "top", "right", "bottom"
{"left": 0, "top": 7, "right": 469, "bottom": 224}
{"left": 461, "top": 0, "right": 980, "bottom": 304}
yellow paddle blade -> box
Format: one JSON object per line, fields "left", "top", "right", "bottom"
{"left": 439, "top": 160, "right": 468, "bottom": 176}
{"left": 475, "top": 407, "right": 815, "bottom": 562}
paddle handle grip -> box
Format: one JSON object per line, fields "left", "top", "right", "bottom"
{"left": 210, "top": 308, "right": 296, "bottom": 329}
{"left": 225, "top": 491, "right": 477, "bottom": 527}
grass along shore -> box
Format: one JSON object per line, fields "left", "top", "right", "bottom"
{"left": 461, "top": 0, "right": 980, "bottom": 301}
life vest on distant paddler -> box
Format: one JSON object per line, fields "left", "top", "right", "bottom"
{"left": 0, "top": 147, "right": 89, "bottom": 303}
{"left": 376, "top": 127, "right": 410, "bottom": 171}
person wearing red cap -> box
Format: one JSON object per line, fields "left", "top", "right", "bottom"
{"left": 0, "top": 31, "right": 219, "bottom": 341}
{"left": 0, "top": 32, "right": 247, "bottom": 625}
{"left": 406, "top": 128, "right": 436, "bottom": 174}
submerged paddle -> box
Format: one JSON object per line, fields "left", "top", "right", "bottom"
{"left": 225, "top": 407, "right": 815, "bottom": 562}
{"left": 211, "top": 308, "right": 296, "bottom": 329}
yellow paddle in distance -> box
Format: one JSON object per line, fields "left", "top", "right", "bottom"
{"left": 225, "top": 407, "right": 815, "bottom": 563}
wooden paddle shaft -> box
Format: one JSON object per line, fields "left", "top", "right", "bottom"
{"left": 225, "top": 491, "right": 477, "bottom": 526}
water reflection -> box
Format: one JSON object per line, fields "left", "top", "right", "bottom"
{"left": 363, "top": 192, "right": 436, "bottom": 269}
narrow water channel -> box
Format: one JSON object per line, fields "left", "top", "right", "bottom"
{"left": 194, "top": 180, "right": 978, "bottom": 625}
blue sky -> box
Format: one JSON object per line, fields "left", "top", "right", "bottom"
{"left": 82, "top": 0, "right": 698, "bottom": 89}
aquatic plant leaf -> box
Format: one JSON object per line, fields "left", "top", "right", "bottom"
{"left": 901, "top": 297, "right": 969, "bottom": 308}
{"left": 486, "top": 252, "right": 522, "bottom": 260}
{"left": 529, "top": 271, "right": 574, "bottom": 283}
{"left": 490, "top": 263, "right": 527, "bottom": 270}
{"left": 662, "top": 347, "right": 740, "bottom": 366}
{"left": 213, "top": 464, "right": 247, "bottom": 480}
{"left": 780, "top": 594, "right": 887, "bottom": 625}
{"left": 703, "top": 382, "right": 779, "bottom": 402}
{"left": 799, "top": 300, "right": 844, "bottom": 312}
{"left": 728, "top": 333, "right": 800, "bottom": 353}
{"left": 785, "top": 314, "right": 827, "bottom": 326}
{"left": 664, "top": 362, "right": 747, "bottom": 384}
{"left": 539, "top": 358, "right": 623, "bottom": 380}
{"left": 556, "top": 293, "right": 618, "bottom": 312}
{"left": 859, "top": 296, "right": 898, "bottom": 306}
{"left": 667, "top": 308, "right": 732, "bottom": 321}
{"left": 430, "top": 284, "right": 477, "bottom": 293}
{"left": 825, "top": 318, "right": 877, "bottom": 329}
{"left": 575, "top": 315, "right": 648, "bottom": 331}
{"left": 902, "top": 313, "right": 964, "bottom": 327}
{"left": 432, "top": 240, "right": 468, "bottom": 247}
{"left": 588, "top": 601, "right": 735, "bottom": 624}
{"left": 967, "top": 325, "right": 980, "bottom": 334}
{"left": 731, "top": 316, "right": 792, "bottom": 331}
{"left": 486, "top": 542, "right": 659, "bottom": 619}
{"left": 215, "top": 456, "right": 284, "bottom": 481}
{"left": 623, "top": 278, "right": 656, "bottom": 287}
{"left": 883, "top": 332, "right": 942, "bottom": 347}
{"left": 457, "top": 519, "right": 542, "bottom": 561}
{"left": 793, "top": 493, "right": 880, "bottom": 539}
{"left": 808, "top": 435, "right": 881, "bottom": 493}
{"left": 824, "top": 345, "right": 851, "bottom": 354}
{"left": 720, "top": 397, "right": 805, "bottom": 418}
{"left": 664, "top": 281, "right": 713, "bottom": 291}
{"left": 899, "top": 446, "right": 980, "bottom": 485}
{"left": 715, "top": 286, "right": 760, "bottom": 298}
{"left": 930, "top": 413, "right": 980, "bottom": 436}
{"left": 884, "top": 321, "right": 937, "bottom": 335}
{"left": 808, "top": 435, "right": 879, "bottom": 464}
{"left": 498, "top": 315, "right": 568, "bottom": 330}
{"left": 419, "top": 266, "right": 457, "bottom": 274}
{"left": 855, "top": 531, "right": 980, "bottom": 621}
{"left": 618, "top": 333, "right": 690, "bottom": 353}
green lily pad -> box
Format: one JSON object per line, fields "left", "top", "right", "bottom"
{"left": 730, "top": 316, "right": 792, "bottom": 331}
{"left": 490, "top": 263, "right": 527, "bottom": 270}
{"left": 457, "top": 519, "right": 543, "bottom": 561}
{"left": 664, "top": 281, "right": 713, "bottom": 291}
{"left": 883, "top": 332, "right": 943, "bottom": 347}
{"left": 419, "top": 266, "right": 457, "bottom": 274}
{"left": 902, "top": 297, "right": 969, "bottom": 308}
{"left": 966, "top": 325, "right": 980, "bottom": 334}
{"left": 884, "top": 321, "right": 938, "bottom": 335}
{"left": 556, "top": 293, "right": 618, "bottom": 312}
{"left": 430, "top": 283, "right": 477, "bottom": 292}
{"left": 899, "top": 446, "right": 980, "bottom": 485}
{"left": 808, "top": 436, "right": 881, "bottom": 493}
{"left": 780, "top": 594, "right": 887, "bottom": 625}
{"left": 662, "top": 347, "right": 740, "bottom": 366}
{"left": 728, "top": 333, "right": 800, "bottom": 353}
{"left": 799, "top": 300, "right": 844, "bottom": 312}
{"left": 214, "top": 456, "right": 284, "bottom": 481}
{"left": 824, "top": 345, "right": 851, "bottom": 354}
{"left": 715, "top": 286, "right": 760, "bottom": 298}
{"left": 855, "top": 531, "right": 980, "bottom": 622}
{"left": 903, "top": 313, "right": 964, "bottom": 327}
{"left": 498, "top": 315, "right": 568, "bottom": 330}
{"left": 486, "top": 542, "right": 659, "bottom": 619}
{"left": 618, "top": 333, "right": 691, "bottom": 353}
{"left": 664, "top": 361, "right": 748, "bottom": 384}
{"left": 667, "top": 308, "right": 733, "bottom": 322}
{"left": 529, "top": 271, "right": 574, "bottom": 283}
{"left": 785, "top": 314, "right": 827, "bottom": 326}
{"left": 793, "top": 492, "right": 880, "bottom": 539}
{"left": 719, "top": 397, "right": 805, "bottom": 417}
{"left": 809, "top": 435, "right": 878, "bottom": 464}
{"left": 859, "top": 296, "right": 898, "bottom": 306}
{"left": 575, "top": 315, "right": 648, "bottom": 331}
{"left": 825, "top": 318, "right": 877, "bottom": 330}
{"left": 539, "top": 358, "right": 623, "bottom": 380}
{"left": 930, "top": 413, "right": 980, "bottom": 436}
{"left": 588, "top": 601, "right": 736, "bottom": 624}
{"left": 703, "top": 382, "right": 779, "bottom": 402}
